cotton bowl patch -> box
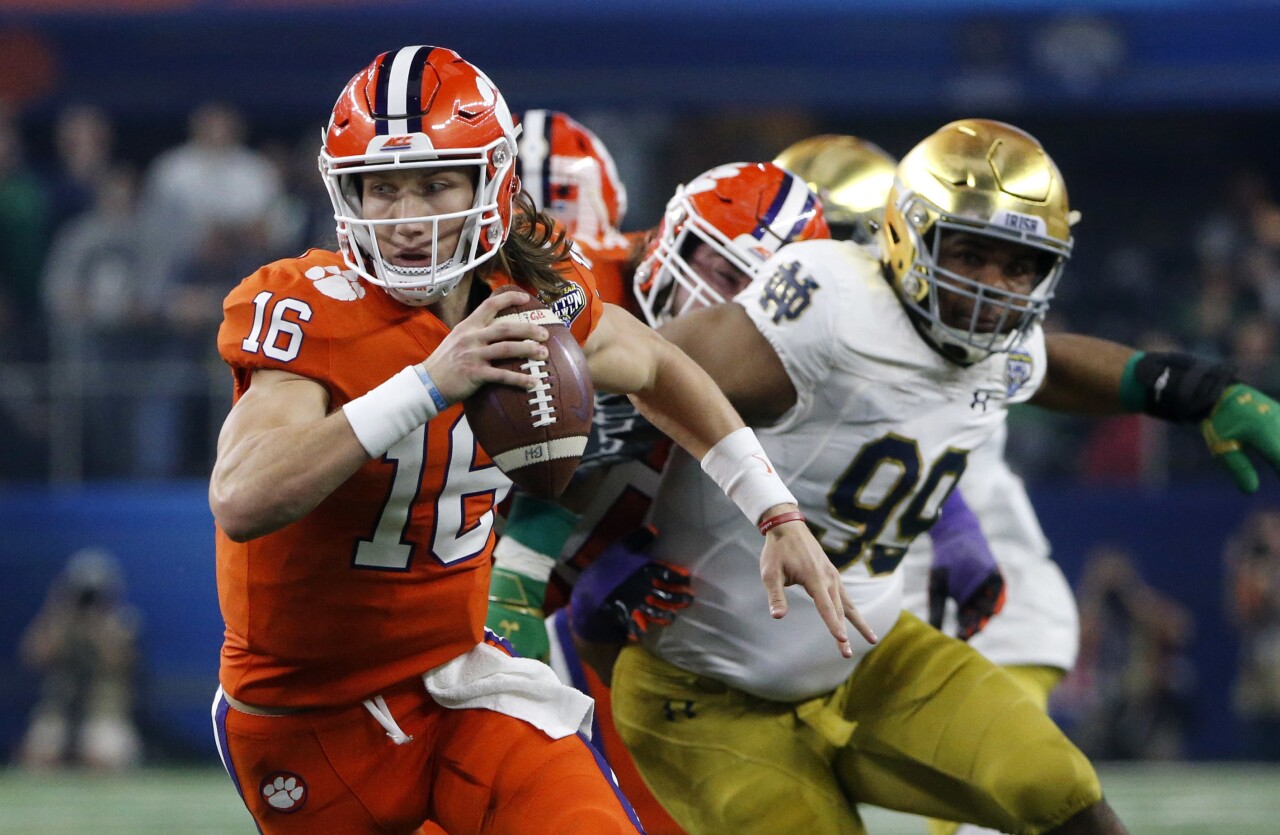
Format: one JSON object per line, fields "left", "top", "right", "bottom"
{"left": 1005, "top": 349, "right": 1033, "bottom": 397}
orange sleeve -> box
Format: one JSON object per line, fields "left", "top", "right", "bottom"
{"left": 217, "top": 252, "right": 346, "bottom": 399}
{"left": 540, "top": 256, "right": 604, "bottom": 347}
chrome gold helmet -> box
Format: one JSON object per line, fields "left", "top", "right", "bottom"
{"left": 775, "top": 134, "right": 897, "bottom": 245}
{"left": 882, "top": 119, "right": 1075, "bottom": 364}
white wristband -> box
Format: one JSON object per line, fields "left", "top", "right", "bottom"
{"left": 700, "top": 427, "right": 797, "bottom": 525}
{"left": 342, "top": 365, "right": 440, "bottom": 458}
{"left": 492, "top": 536, "right": 558, "bottom": 583}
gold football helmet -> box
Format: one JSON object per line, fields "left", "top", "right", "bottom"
{"left": 882, "top": 119, "right": 1076, "bottom": 364}
{"left": 774, "top": 134, "right": 896, "bottom": 244}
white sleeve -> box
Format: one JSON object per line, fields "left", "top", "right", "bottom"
{"left": 736, "top": 253, "right": 837, "bottom": 416}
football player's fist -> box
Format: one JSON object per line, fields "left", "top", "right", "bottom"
{"left": 486, "top": 566, "right": 550, "bottom": 662}
{"left": 928, "top": 490, "right": 1005, "bottom": 641}
{"left": 1203, "top": 384, "right": 1280, "bottom": 494}
{"left": 422, "top": 289, "right": 549, "bottom": 403}
{"left": 570, "top": 528, "right": 694, "bottom": 644}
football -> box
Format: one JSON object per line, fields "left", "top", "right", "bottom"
{"left": 464, "top": 285, "right": 594, "bottom": 498}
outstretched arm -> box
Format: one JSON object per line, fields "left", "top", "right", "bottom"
{"left": 1033, "top": 333, "right": 1134, "bottom": 414}
{"left": 585, "top": 303, "right": 876, "bottom": 654}
{"left": 1035, "top": 332, "right": 1280, "bottom": 493}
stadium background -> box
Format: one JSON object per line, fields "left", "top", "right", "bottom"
{"left": 2, "top": 0, "right": 1280, "bottom": 831}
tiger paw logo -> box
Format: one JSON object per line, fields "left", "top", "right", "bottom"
{"left": 260, "top": 771, "right": 307, "bottom": 813}
{"left": 304, "top": 265, "right": 365, "bottom": 301}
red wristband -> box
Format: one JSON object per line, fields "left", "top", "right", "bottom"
{"left": 758, "top": 510, "right": 806, "bottom": 535}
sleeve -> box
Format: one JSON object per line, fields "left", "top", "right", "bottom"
{"left": 735, "top": 251, "right": 838, "bottom": 413}
{"left": 555, "top": 258, "right": 606, "bottom": 346}
{"left": 216, "top": 261, "right": 335, "bottom": 393}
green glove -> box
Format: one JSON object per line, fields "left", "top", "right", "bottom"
{"left": 1202, "top": 384, "right": 1280, "bottom": 493}
{"left": 486, "top": 566, "right": 551, "bottom": 662}
{"left": 484, "top": 494, "right": 580, "bottom": 662}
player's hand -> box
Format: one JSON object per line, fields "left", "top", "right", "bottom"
{"left": 569, "top": 527, "right": 694, "bottom": 643}
{"left": 486, "top": 566, "right": 550, "bottom": 662}
{"left": 421, "top": 288, "right": 549, "bottom": 403}
{"left": 928, "top": 490, "right": 1006, "bottom": 640}
{"left": 758, "top": 506, "right": 877, "bottom": 657}
{"left": 1203, "top": 384, "right": 1280, "bottom": 493}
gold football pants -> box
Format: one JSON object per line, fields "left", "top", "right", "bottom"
{"left": 612, "top": 612, "right": 1100, "bottom": 835}
{"left": 926, "top": 664, "right": 1067, "bottom": 835}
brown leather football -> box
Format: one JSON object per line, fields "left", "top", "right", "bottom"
{"left": 464, "top": 285, "right": 594, "bottom": 498}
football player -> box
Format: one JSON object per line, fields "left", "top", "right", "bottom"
{"left": 778, "top": 133, "right": 1079, "bottom": 835}
{"left": 543, "top": 159, "right": 1001, "bottom": 835}
{"left": 609, "top": 119, "right": 1280, "bottom": 834}
{"left": 206, "top": 46, "right": 868, "bottom": 835}
{"left": 514, "top": 108, "right": 647, "bottom": 309}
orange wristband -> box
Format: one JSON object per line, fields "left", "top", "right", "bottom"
{"left": 758, "top": 510, "right": 806, "bottom": 535}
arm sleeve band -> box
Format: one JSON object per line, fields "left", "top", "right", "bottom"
{"left": 1118, "top": 351, "right": 1237, "bottom": 423}
{"left": 700, "top": 427, "right": 797, "bottom": 526}
{"left": 342, "top": 364, "right": 441, "bottom": 458}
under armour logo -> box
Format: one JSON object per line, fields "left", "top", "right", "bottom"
{"left": 971, "top": 390, "right": 994, "bottom": 411}
{"left": 662, "top": 700, "right": 697, "bottom": 721}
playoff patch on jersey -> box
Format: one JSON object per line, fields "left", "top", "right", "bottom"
{"left": 539, "top": 283, "right": 588, "bottom": 325}
{"left": 1005, "top": 349, "right": 1033, "bottom": 397}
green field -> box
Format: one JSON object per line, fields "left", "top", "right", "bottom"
{"left": 1, "top": 763, "right": 1277, "bottom": 833}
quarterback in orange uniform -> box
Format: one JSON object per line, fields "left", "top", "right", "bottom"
{"left": 207, "top": 46, "right": 869, "bottom": 835}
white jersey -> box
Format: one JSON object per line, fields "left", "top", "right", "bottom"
{"left": 642, "top": 240, "right": 1047, "bottom": 702}
{"left": 901, "top": 421, "right": 1079, "bottom": 670}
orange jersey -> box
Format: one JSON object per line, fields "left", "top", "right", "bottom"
{"left": 576, "top": 230, "right": 649, "bottom": 315}
{"left": 215, "top": 248, "right": 602, "bottom": 707}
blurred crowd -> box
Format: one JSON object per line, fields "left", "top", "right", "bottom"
{"left": 1, "top": 100, "right": 1280, "bottom": 483}
{"left": 0, "top": 101, "right": 334, "bottom": 480}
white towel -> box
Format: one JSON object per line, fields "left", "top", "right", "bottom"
{"left": 423, "top": 636, "right": 595, "bottom": 740}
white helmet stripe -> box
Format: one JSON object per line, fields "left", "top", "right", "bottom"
{"left": 519, "top": 109, "right": 548, "bottom": 210}
{"left": 760, "top": 175, "right": 813, "bottom": 250}
{"left": 385, "top": 46, "right": 426, "bottom": 136}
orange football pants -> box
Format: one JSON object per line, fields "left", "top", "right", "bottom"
{"left": 213, "top": 674, "right": 643, "bottom": 834}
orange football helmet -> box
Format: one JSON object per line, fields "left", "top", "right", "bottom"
{"left": 517, "top": 109, "right": 627, "bottom": 244}
{"left": 319, "top": 46, "right": 520, "bottom": 305}
{"left": 633, "top": 162, "right": 828, "bottom": 325}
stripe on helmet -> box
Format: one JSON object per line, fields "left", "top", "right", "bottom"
{"left": 782, "top": 191, "right": 818, "bottom": 243}
{"left": 376, "top": 45, "right": 429, "bottom": 136}
{"left": 519, "top": 109, "right": 550, "bottom": 212}
{"left": 404, "top": 48, "right": 428, "bottom": 135}
{"left": 755, "top": 172, "right": 815, "bottom": 251}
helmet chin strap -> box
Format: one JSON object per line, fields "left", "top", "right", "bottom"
{"left": 381, "top": 259, "right": 459, "bottom": 306}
